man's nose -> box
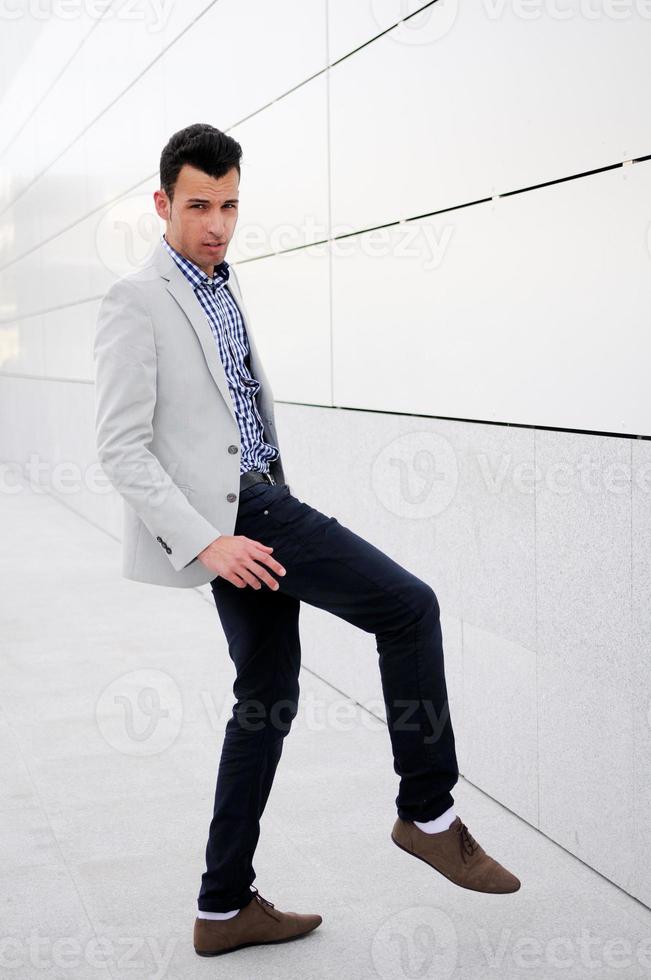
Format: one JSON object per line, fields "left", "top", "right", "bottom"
{"left": 206, "top": 217, "right": 227, "bottom": 238}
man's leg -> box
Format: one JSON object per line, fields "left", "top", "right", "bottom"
{"left": 197, "top": 479, "right": 521, "bottom": 906}
{"left": 232, "top": 482, "right": 459, "bottom": 822}
{"left": 197, "top": 576, "right": 301, "bottom": 913}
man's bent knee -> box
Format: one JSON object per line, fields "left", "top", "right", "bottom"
{"left": 406, "top": 579, "right": 440, "bottom": 621}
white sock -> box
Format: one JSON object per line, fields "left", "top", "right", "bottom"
{"left": 197, "top": 883, "right": 257, "bottom": 919}
{"left": 197, "top": 908, "right": 240, "bottom": 920}
{"left": 414, "top": 805, "right": 456, "bottom": 834}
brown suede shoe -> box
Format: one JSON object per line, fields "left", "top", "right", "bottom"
{"left": 391, "top": 815, "right": 521, "bottom": 894}
{"left": 194, "top": 887, "right": 322, "bottom": 957}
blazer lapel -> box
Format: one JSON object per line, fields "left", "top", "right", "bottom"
{"left": 153, "top": 241, "right": 274, "bottom": 426}
{"left": 154, "top": 242, "right": 236, "bottom": 422}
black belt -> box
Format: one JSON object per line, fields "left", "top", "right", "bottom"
{"left": 240, "top": 469, "right": 276, "bottom": 491}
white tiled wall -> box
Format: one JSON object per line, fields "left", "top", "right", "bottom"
{"left": 330, "top": 165, "right": 651, "bottom": 434}
{"left": 0, "top": 0, "right": 649, "bottom": 906}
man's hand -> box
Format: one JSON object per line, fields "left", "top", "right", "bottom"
{"left": 197, "top": 535, "right": 286, "bottom": 590}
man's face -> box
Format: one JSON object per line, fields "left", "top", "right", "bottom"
{"left": 154, "top": 163, "right": 239, "bottom": 275}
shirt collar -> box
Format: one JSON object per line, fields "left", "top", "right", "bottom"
{"left": 161, "top": 234, "right": 230, "bottom": 291}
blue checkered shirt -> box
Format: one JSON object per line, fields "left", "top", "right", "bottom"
{"left": 161, "top": 235, "right": 280, "bottom": 476}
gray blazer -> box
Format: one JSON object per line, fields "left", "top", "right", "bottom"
{"left": 93, "top": 239, "right": 287, "bottom": 589}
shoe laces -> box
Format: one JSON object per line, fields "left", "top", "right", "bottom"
{"left": 457, "top": 821, "right": 479, "bottom": 860}
{"left": 250, "top": 886, "right": 275, "bottom": 909}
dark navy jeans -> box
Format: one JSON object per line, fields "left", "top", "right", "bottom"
{"left": 197, "top": 481, "right": 459, "bottom": 912}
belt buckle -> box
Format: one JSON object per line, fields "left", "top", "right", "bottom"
{"left": 264, "top": 471, "right": 276, "bottom": 485}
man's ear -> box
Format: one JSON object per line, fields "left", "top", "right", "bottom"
{"left": 153, "top": 189, "right": 169, "bottom": 222}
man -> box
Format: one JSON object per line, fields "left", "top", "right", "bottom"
{"left": 94, "top": 123, "right": 521, "bottom": 959}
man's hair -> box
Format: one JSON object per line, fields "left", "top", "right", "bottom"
{"left": 159, "top": 123, "right": 242, "bottom": 203}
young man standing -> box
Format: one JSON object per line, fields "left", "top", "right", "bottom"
{"left": 94, "top": 123, "right": 520, "bottom": 959}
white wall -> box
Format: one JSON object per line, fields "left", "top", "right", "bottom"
{"left": 1, "top": 0, "right": 649, "bottom": 907}
{"left": 2, "top": 2, "right": 650, "bottom": 434}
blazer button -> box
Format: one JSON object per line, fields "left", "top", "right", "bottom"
{"left": 227, "top": 492, "right": 237, "bottom": 502}
{"left": 228, "top": 445, "right": 238, "bottom": 454}
{"left": 165, "top": 546, "right": 172, "bottom": 554}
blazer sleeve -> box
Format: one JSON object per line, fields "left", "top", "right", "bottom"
{"left": 93, "top": 278, "right": 222, "bottom": 572}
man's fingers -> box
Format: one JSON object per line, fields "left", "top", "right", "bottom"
{"left": 228, "top": 571, "right": 257, "bottom": 590}
{"left": 239, "top": 567, "right": 265, "bottom": 590}
{"left": 246, "top": 559, "right": 281, "bottom": 590}
{"left": 220, "top": 538, "right": 287, "bottom": 588}
{"left": 250, "top": 546, "right": 286, "bottom": 577}
{"left": 243, "top": 536, "right": 273, "bottom": 551}
{"left": 242, "top": 536, "right": 285, "bottom": 574}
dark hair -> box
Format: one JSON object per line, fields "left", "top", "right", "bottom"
{"left": 159, "top": 123, "right": 242, "bottom": 202}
